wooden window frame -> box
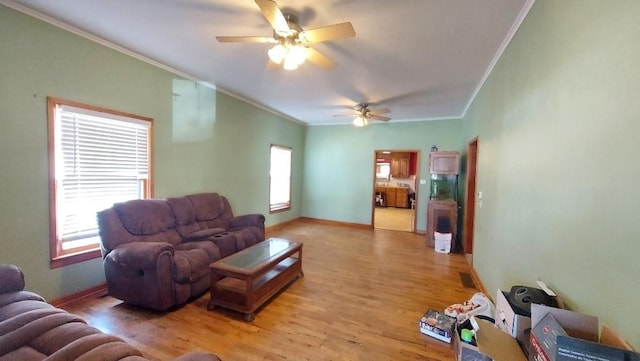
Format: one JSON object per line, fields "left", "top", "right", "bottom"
{"left": 269, "top": 144, "right": 292, "bottom": 213}
{"left": 47, "top": 97, "right": 153, "bottom": 268}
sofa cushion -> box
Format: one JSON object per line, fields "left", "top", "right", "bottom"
{"left": 173, "top": 249, "right": 211, "bottom": 284}
{"left": 114, "top": 200, "right": 175, "bottom": 235}
{"left": 0, "top": 346, "right": 46, "bottom": 360}
{"left": 186, "top": 193, "right": 224, "bottom": 221}
{"left": 174, "top": 241, "right": 221, "bottom": 263}
{"left": 45, "top": 333, "right": 143, "bottom": 361}
{"left": 166, "top": 197, "right": 196, "bottom": 226}
{"left": 0, "top": 311, "right": 85, "bottom": 356}
{"left": 0, "top": 297, "right": 49, "bottom": 322}
{"left": 30, "top": 322, "right": 102, "bottom": 357}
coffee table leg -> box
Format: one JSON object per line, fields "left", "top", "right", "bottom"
{"left": 243, "top": 312, "right": 255, "bottom": 322}
{"left": 207, "top": 301, "right": 217, "bottom": 311}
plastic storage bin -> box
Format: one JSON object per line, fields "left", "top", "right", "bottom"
{"left": 434, "top": 232, "right": 452, "bottom": 253}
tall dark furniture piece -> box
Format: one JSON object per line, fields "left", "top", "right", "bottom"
{"left": 426, "top": 151, "right": 460, "bottom": 249}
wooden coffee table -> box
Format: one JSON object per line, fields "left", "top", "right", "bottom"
{"left": 207, "top": 238, "right": 303, "bottom": 321}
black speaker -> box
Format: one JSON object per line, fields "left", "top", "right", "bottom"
{"left": 507, "top": 285, "right": 557, "bottom": 317}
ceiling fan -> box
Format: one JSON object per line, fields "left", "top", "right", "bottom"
{"left": 216, "top": 0, "right": 355, "bottom": 70}
{"left": 333, "top": 104, "right": 391, "bottom": 127}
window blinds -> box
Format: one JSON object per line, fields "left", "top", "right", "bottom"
{"left": 56, "top": 105, "right": 150, "bottom": 245}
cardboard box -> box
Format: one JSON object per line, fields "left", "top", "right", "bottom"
{"left": 529, "top": 304, "right": 599, "bottom": 361}
{"left": 495, "top": 289, "right": 532, "bottom": 347}
{"left": 419, "top": 308, "right": 456, "bottom": 343}
{"left": 529, "top": 313, "right": 569, "bottom": 361}
{"left": 495, "top": 283, "right": 562, "bottom": 350}
{"left": 556, "top": 335, "right": 640, "bottom": 361}
{"left": 454, "top": 317, "right": 527, "bottom": 361}
{"left": 454, "top": 323, "right": 493, "bottom": 361}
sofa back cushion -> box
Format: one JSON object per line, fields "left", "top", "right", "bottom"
{"left": 187, "top": 193, "right": 233, "bottom": 227}
{"left": 167, "top": 197, "right": 196, "bottom": 226}
{"left": 186, "top": 193, "right": 225, "bottom": 221}
{"left": 103, "top": 199, "right": 182, "bottom": 248}
{"left": 167, "top": 193, "right": 235, "bottom": 239}
{"left": 114, "top": 199, "right": 175, "bottom": 235}
{"left": 167, "top": 196, "right": 204, "bottom": 238}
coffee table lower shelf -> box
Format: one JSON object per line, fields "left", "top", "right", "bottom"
{"left": 208, "top": 256, "right": 303, "bottom": 321}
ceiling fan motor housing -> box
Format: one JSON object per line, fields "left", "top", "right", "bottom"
{"left": 273, "top": 13, "right": 302, "bottom": 39}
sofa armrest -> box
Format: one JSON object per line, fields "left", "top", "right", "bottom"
{"left": 104, "top": 242, "right": 177, "bottom": 311}
{"left": 106, "top": 242, "right": 174, "bottom": 269}
{"left": 228, "top": 213, "right": 265, "bottom": 229}
{"left": 0, "top": 264, "right": 25, "bottom": 294}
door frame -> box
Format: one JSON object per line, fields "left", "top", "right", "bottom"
{"left": 463, "top": 138, "right": 478, "bottom": 254}
{"left": 371, "top": 149, "right": 421, "bottom": 233}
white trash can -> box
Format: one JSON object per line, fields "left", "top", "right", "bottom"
{"left": 434, "top": 232, "right": 452, "bottom": 253}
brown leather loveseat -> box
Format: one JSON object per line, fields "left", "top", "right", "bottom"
{"left": 0, "top": 264, "right": 221, "bottom": 361}
{"left": 97, "top": 193, "right": 265, "bottom": 311}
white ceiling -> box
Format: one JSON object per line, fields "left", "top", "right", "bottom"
{"left": 4, "top": 0, "right": 533, "bottom": 126}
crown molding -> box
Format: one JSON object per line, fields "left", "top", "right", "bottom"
{"left": 460, "top": 0, "right": 536, "bottom": 118}
{"left": 1, "top": 0, "right": 305, "bottom": 125}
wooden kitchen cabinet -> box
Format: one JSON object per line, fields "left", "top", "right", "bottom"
{"left": 385, "top": 188, "right": 398, "bottom": 207}
{"left": 429, "top": 151, "right": 460, "bottom": 175}
{"left": 395, "top": 187, "right": 409, "bottom": 208}
{"left": 426, "top": 199, "right": 457, "bottom": 248}
{"left": 391, "top": 153, "right": 410, "bottom": 178}
{"left": 375, "top": 186, "right": 410, "bottom": 208}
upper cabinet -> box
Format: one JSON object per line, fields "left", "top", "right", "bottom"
{"left": 391, "top": 152, "right": 410, "bottom": 178}
{"left": 430, "top": 151, "right": 460, "bottom": 175}
{"left": 376, "top": 151, "right": 417, "bottom": 179}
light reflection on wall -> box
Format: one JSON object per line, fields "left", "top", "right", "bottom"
{"left": 172, "top": 79, "right": 216, "bottom": 143}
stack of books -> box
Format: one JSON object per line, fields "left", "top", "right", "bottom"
{"left": 419, "top": 308, "right": 457, "bottom": 343}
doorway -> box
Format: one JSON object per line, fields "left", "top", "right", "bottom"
{"left": 372, "top": 150, "right": 419, "bottom": 232}
{"left": 463, "top": 138, "right": 478, "bottom": 258}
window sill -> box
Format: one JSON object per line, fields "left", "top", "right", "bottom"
{"left": 50, "top": 248, "right": 102, "bottom": 269}
{"left": 270, "top": 206, "right": 291, "bottom": 214}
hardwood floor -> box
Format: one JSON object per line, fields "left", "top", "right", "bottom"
{"left": 62, "top": 219, "right": 478, "bottom": 361}
{"left": 374, "top": 207, "right": 415, "bottom": 232}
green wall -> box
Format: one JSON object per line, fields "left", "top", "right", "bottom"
{"left": 9, "top": 0, "right": 637, "bottom": 349}
{"left": 0, "top": 5, "right": 304, "bottom": 300}
{"left": 463, "top": 0, "right": 640, "bottom": 348}
{"left": 303, "top": 120, "right": 463, "bottom": 230}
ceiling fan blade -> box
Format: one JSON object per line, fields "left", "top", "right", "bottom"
{"left": 306, "top": 47, "right": 335, "bottom": 69}
{"left": 216, "top": 36, "right": 276, "bottom": 43}
{"left": 370, "top": 108, "right": 391, "bottom": 115}
{"left": 299, "top": 22, "right": 355, "bottom": 43}
{"left": 255, "top": 0, "right": 290, "bottom": 35}
{"left": 369, "top": 115, "right": 391, "bottom": 121}
{"left": 332, "top": 112, "right": 359, "bottom": 117}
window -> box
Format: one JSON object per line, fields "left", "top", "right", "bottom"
{"left": 269, "top": 145, "right": 292, "bottom": 212}
{"left": 376, "top": 162, "right": 391, "bottom": 181}
{"left": 47, "top": 98, "right": 153, "bottom": 268}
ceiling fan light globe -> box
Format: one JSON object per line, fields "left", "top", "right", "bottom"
{"left": 353, "top": 116, "right": 366, "bottom": 127}
{"left": 283, "top": 56, "right": 299, "bottom": 70}
{"left": 268, "top": 44, "right": 286, "bottom": 64}
{"left": 289, "top": 45, "right": 308, "bottom": 65}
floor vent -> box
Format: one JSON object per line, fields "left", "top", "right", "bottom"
{"left": 459, "top": 272, "right": 477, "bottom": 289}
